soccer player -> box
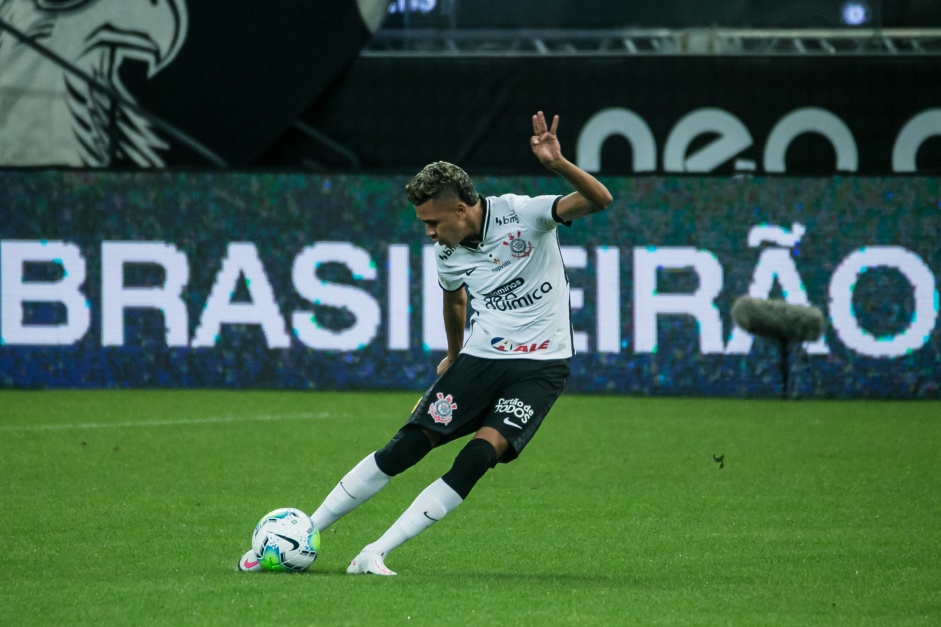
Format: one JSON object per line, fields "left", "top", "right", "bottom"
{"left": 240, "top": 111, "right": 612, "bottom": 575}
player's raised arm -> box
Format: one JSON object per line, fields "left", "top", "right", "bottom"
{"left": 530, "top": 111, "right": 613, "bottom": 222}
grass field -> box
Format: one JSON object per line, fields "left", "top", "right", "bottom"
{"left": 0, "top": 391, "right": 938, "bottom": 626}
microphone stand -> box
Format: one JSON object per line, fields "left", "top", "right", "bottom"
{"left": 778, "top": 337, "right": 790, "bottom": 400}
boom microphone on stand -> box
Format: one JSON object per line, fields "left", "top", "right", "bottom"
{"left": 731, "top": 296, "right": 826, "bottom": 399}
{"left": 731, "top": 297, "right": 825, "bottom": 343}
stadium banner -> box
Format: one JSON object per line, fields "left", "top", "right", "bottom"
{"left": 0, "top": 171, "right": 938, "bottom": 398}
{"left": 0, "top": 0, "right": 388, "bottom": 168}
{"left": 302, "top": 55, "right": 941, "bottom": 176}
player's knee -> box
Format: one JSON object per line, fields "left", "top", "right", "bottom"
{"left": 374, "top": 426, "right": 433, "bottom": 477}
{"left": 475, "top": 426, "right": 510, "bottom": 459}
{"left": 441, "top": 438, "right": 499, "bottom": 500}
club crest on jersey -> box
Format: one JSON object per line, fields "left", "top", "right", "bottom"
{"left": 428, "top": 392, "right": 458, "bottom": 425}
{"left": 502, "top": 231, "right": 533, "bottom": 258}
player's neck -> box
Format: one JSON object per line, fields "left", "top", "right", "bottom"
{"left": 460, "top": 200, "right": 485, "bottom": 247}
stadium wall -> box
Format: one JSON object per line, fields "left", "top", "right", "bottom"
{"left": 294, "top": 55, "right": 941, "bottom": 176}
{"left": 0, "top": 171, "right": 938, "bottom": 398}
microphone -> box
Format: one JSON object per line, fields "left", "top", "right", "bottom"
{"left": 731, "top": 296, "right": 825, "bottom": 343}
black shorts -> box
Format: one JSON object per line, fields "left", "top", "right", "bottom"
{"left": 405, "top": 354, "right": 571, "bottom": 463}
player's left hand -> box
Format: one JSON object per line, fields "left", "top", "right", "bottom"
{"left": 436, "top": 356, "right": 453, "bottom": 376}
{"left": 530, "top": 111, "right": 563, "bottom": 168}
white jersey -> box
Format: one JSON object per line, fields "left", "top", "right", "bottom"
{"left": 435, "top": 193, "right": 574, "bottom": 360}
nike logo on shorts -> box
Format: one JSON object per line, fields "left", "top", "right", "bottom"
{"left": 503, "top": 417, "right": 523, "bottom": 429}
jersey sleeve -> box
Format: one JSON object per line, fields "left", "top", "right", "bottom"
{"left": 438, "top": 273, "right": 464, "bottom": 292}
{"left": 509, "top": 194, "right": 567, "bottom": 232}
{"left": 435, "top": 246, "right": 465, "bottom": 292}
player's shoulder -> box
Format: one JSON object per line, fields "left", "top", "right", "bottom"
{"left": 490, "top": 193, "right": 545, "bottom": 211}
{"left": 489, "top": 193, "right": 561, "bottom": 232}
{"left": 490, "top": 193, "right": 554, "bottom": 219}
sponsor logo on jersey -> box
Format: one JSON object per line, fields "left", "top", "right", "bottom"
{"left": 490, "top": 338, "right": 551, "bottom": 353}
{"left": 438, "top": 246, "right": 455, "bottom": 261}
{"left": 490, "top": 337, "right": 515, "bottom": 351}
{"left": 495, "top": 213, "right": 520, "bottom": 226}
{"left": 427, "top": 392, "right": 458, "bottom": 425}
{"left": 484, "top": 281, "right": 553, "bottom": 311}
{"left": 502, "top": 231, "right": 533, "bottom": 258}
{"left": 491, "top": 260, "right": 511, "bottom": 273}
{"left": 486, "top": 278, "right": 525, "bottom": 298}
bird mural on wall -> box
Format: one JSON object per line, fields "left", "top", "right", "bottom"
{"left": 0, "top": 0, "right": 189, "bottom": 167}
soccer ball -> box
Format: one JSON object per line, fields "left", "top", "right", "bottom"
{"left": 251, "top": 508, "right": 321, "bottom": 572}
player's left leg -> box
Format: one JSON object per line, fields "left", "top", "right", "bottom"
{"left": 238, "top": 549, "right": 263, "bottom": 572}
{"left": 238, "top": 426, "right": 436, "bottom": 573}
{"left": 347, "top": 431, "right": 504, "bottom": 576}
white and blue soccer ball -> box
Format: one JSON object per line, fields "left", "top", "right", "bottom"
{"left": 251, "top": 507, "right": 321, "bottom": 572}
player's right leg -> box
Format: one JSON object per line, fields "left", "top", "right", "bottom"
{"left": 347, "top": 434, "right": 501, "bottom": 576}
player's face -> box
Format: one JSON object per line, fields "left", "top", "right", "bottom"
{"left": 415, "top": 195, "right": 467, "bottom": 248}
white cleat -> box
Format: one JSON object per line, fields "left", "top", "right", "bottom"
{"left": 238, "top": 549, "right": 263, "bottom": 572}
{"left": 347, "top": 551, "right": 396, "bottom": 576}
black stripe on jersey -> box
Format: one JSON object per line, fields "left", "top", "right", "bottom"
{"left": 565, "top": 290, "right": 576, "bottom": 357}
{"left": 551, "top": 228, "right": 577, "bottom": 358}
{"left": 551, "top": 196, "right": 572, "bottom": 227}
{"left": 439, "top": 280, "right": 466, "bottom": 293}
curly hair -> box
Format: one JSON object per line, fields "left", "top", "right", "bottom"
{"left": 405, "top": 161, "right": 480, "bottom": 206}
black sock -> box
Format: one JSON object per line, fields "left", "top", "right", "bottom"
{"left": 441, "top": 438, "right": 498, "bottom": 500}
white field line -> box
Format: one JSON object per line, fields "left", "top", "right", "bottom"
{"left": 0, "top": 412, "right": 333, "bottom": 432}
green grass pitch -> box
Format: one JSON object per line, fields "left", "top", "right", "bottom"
{"left": 1, "top": 390, "right": 938, "bottom": 626}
